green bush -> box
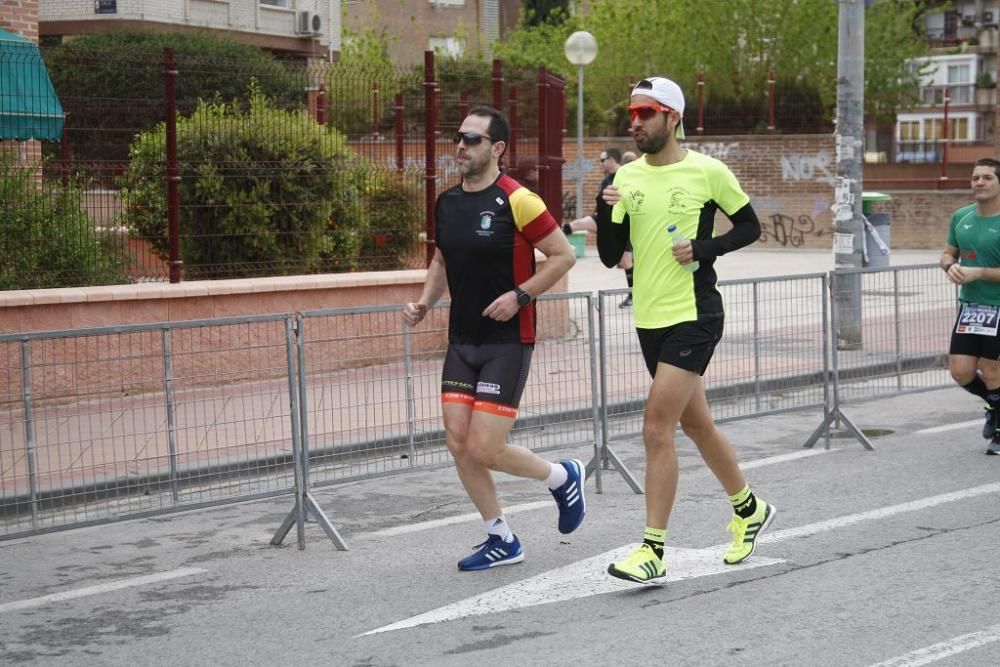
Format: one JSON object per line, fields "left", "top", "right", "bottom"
{"left": 0, "top": 156, "right": 129, "bottom": 290}
{"left": 120, "top": 85, "right": 422, "bottom": 279}
{"left": 355, "top": 169, "right": 423, "bottom": 270}
{"left": 43, "top": 30, "right": 306, "bottom": 166}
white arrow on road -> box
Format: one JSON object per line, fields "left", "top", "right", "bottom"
{"left": 359, "top": 545, "right": 783, "bottom": 636}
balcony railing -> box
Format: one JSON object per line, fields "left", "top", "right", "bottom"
{"left": 920, "top": 83, "right": 975, "bottom": 106}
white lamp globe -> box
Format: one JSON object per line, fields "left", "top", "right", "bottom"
{"left": 564, "top": 31, "right": 597, "bottom": 66}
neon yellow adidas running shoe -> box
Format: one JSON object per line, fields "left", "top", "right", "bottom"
{"left": 724, "top": 500, "right": 776, "bottom": 565}
{"left": 607, "top": 543, "right": 667, "bottom": 585}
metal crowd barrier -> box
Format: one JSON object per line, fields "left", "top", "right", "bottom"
{"left": 0, "top": 265, "right": 957, "bottom": 542}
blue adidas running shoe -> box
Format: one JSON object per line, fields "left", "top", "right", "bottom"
{"left": 457, "top": 534, "right": 524, "bottom": 571}
{"left": 550, "top": 459, "right": 586, "bottom": 534}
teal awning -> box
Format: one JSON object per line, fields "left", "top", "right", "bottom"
{"left": 0, "top": 28, "right": 64, "bottom": 141}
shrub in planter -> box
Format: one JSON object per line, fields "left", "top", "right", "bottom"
{"left": 121, "top": 85, "right": 363, "bottom": 279}
{"left": 0, "top": 156, "right": 129, "bottom": 289}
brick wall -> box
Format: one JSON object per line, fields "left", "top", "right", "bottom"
{"left": 0, "top": 0, "right": 39, "bottom": 41}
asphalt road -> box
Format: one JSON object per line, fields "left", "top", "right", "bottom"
{"left": 1, "top": 384, "right": 998, "bottom": 666}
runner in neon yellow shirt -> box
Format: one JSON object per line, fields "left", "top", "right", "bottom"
{"left": 593, "top": 76, "right": 775, "bottom": 585}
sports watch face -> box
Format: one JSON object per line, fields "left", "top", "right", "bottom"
{"left": 516, "top": 288, "right": 532, "bottom": 307}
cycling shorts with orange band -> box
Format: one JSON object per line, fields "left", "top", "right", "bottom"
{"left": 441, "top": 343, "right": 533, "bottom": 418}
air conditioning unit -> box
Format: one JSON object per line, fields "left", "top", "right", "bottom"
{"left": 962, "top": 14, "right": 976, "bottom": 26}
{"left": 984, "top": 10, "right": 997, "bottom": 26}
{"left": 297, "top": 10, "right": 322, "bottom": 36}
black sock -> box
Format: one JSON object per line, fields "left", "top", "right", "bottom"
{"left": 730, "top": 485, "right": 758, "bottom": 519}
{"left": 643, "top": 527, "right": 665, "bottom": 560}
{"left": 625, "top": 267, "right": 633, "bottom": 291}
{"left": 963, "top": 376, "right": 990, "bottom": 401}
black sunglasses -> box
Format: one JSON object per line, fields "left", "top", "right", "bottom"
{"left": 453, "top": 131, "right": 493, "bottom": 146}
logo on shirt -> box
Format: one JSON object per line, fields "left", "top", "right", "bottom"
{"left": 477, "top": 381, "right": 501, "bottom": 395}
{"left": 963, "top": 224, "right": 973, "bottom": 230}
{"left": 666, "top": 187, "right": 689, "bottom": 214}
{"left": 477, "top": 211, "right": 496, "bottom": 237}
{"left": 626, "top": 189, "right": 646, "bottom": 214}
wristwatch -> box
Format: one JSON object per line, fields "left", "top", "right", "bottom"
{"left": 514, "top": 287, "right": 533, "bottom": 307}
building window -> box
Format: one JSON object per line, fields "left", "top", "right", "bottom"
{"left": 948, "top": 117, "right": 969, "bottom": 140}
{"left": 260, "top": 0, "right": 290, "bottom": 8}
{"left": 428, "top": 37, "right": 464, "bottom": 58}
{"left": 429, "top": 0, "right": 466, "bottom": 6}
{"left": 899, "top": 120, "right": 919, "bottom": 141}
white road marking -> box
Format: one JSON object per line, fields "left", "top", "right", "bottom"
{"left": 914, "top": 419, "right": 980, "bottom": 435}
{"left": 754, "top": 482, "right": 1000, "bottom": 547}
{"left": 0, "top": 567, "right": 206, "bottom": 614}
{"left": 869, "top": 623, "right": 1000, "bottom": 666}
{"left": 369, "top": 449, "right": 832, "bottom": 539}
{"left": 362, "top": 481, "right": 1000, "bottom": 636}
{"left": 740, "top": 449, "right": 832, "bottom": 469}
{"left": 359, "top": 545, "right": 783, "bottom": 636}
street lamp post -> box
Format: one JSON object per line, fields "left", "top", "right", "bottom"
{"left": 564, "top": 31, "right": 597, "bottom": 219}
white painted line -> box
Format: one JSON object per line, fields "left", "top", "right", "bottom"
{"left": 359, "top": 545, "right": 783, "bottom": 636}
{"left": 369, "top": 449, "right": 832, "bottom": 539}
{"left": 753, "top": 482, "right": 1000, "bottom": 547}
{"left": 914, "top": 419, "right": 980, "bottom": 435}
{"left": 869, "top": 623, "right": 1000, "bottom": 667}
{"left": 0, "top": 567, "right": 206, "bottom": 614}
{"left": 369, "top": 501, "right": 552, "bottom": 538}
{"left": 365, "top": 481, "right": 1000, "bottom": 636}
{"left": 740, "top": 448, "right": 832, "bottom": 470}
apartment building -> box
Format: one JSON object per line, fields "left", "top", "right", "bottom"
{"left": 342, "top": 0, "right": 522, "bottom": 66}
{"left": 895, "top": 1, "right": 999, "bottom": 162}
{"left": 38, "top": 0, "right": 340, "bottom": 59}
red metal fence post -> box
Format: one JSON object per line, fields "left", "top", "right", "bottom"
{"left": 508, "top": 85, "right": 518, "bottom": 170}
{"left": 459, "top": 90, "right": 469, "bottom": 124}
{"left": 316, "top": 83, "right": 326, "bottom": 126}
{"left": 940, "top": 93, "right": 950, "bottom": 187}
{"left": 164, "top": 47, "right": 182, "bottom": 283}
{"left": 424, "top": 51, "right": 437, "bottom": 266}
{"left": 372, "top": 81, "right": 380, "bottom": 139}
{"left": 697, "top": 72, "right": 705, "bottom": 135}
{"left": 492, "top": 58, "right": 503, "bottom": 110}
{"left": 767, "top": 70, "right": 776, "bottom": 133}
{"left": 395, "top": 93, "right": 404, "bottom": 171}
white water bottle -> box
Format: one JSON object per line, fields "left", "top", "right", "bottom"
{"left": 667, "top": 224, "right": 700, "bottom": 273}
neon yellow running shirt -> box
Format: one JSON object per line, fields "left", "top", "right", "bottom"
{"left": 611, "top": 150, "right": 750, "bottom": 328}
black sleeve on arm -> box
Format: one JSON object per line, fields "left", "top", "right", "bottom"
{"left": 690, "top": 202, "right": 761, "bottom": 262}
{"left": 595, "top": 196, "right": 629, "bottom": 268}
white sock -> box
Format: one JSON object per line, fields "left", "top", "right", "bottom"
{"left": 484, "top": 515, "right": 513, "bottom": 542}
{"left": 545, "top": 461, "right": 568, "bottom": 490}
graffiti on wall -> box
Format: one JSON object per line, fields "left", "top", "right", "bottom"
{"left": 758, "top": 213, "right": 830, "bottom": 247}
{"left": 780, "top": 152, "right": 835, "bottom": 185}
{"left": 697, "top": 142, "right": 740, "bottom": 160}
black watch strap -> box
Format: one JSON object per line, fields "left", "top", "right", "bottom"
{"left": 515, "top": 287, "right": 532, "bottom": 307}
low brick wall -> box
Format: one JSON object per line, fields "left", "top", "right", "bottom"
{"left": 0, "top": 266, "right": 570, "bottom": 401}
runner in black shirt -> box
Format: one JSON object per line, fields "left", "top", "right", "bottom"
{"left": 403, "top": 106, "right": 585, "bottom": 571}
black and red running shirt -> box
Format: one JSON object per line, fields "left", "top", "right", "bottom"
{"left": 435, "top": 173, "right": 559, "bottom": 345}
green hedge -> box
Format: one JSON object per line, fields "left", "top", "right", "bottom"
{"left": 0, "top": 156, "right": 129, "bottom": 290}
{"left": 120, "top": 86, "right": 420, "bottom": 279}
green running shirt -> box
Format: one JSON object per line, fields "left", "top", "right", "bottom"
{"left": 947, "top": 203, "right": 1000, "bottom": 306}
{"left": 611, "top": 150, "right": 750, "bottom": 328}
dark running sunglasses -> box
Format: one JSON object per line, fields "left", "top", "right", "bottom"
{"left": 627, "top": 103, "right": 674, "bottom": 122}
{"left": 453, "top": 131, "right": 493, "bottom": 146}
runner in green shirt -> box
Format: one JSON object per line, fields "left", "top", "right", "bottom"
{"left": 594, "top": 76, "right": 775, "bottom": 585}
{"left": 941, "top": 157, "right": 1000, "bottom": 455}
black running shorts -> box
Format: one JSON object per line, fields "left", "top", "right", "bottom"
{"left": 949, "top": 311, "right": 1000, "bottom": 360}
{"left": 441, "top": 343, "right": 533, "bottom": 418}
{"left": 636, "top": 317, "right": 724, "bottom": 378}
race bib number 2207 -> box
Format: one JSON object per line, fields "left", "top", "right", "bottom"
{"left": 956, "top": 303, "right": 1000, "bottom": 336}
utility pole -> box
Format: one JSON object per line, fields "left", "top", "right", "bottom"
{"left": 833, "top": 0, "right": 865, "bottom": 350}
